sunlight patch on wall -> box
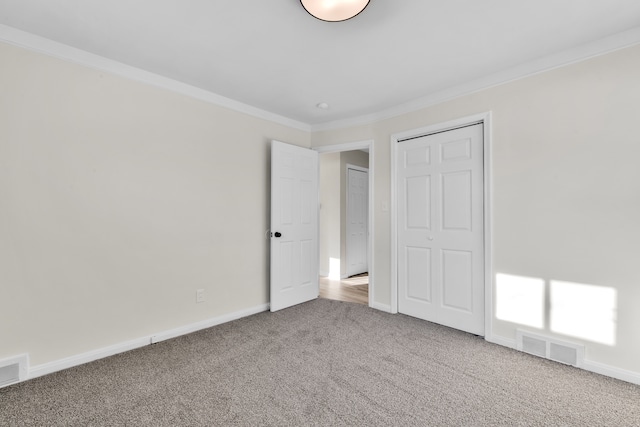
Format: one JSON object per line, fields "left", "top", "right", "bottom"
{"left": 550, "top": 281, "right": 617, "bottom": 346}
{"left": 328, "top": 257, "right": 341, "bottom": 280}
{"left": 496, "top": 273, "right": 545, "bottom": 328}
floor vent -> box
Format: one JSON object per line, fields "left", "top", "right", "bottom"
{"left": 516, "top": 330, "right": 584, "bottom": 368}
{"left": 0, "top": 355, "right": 28, "bottom": 388}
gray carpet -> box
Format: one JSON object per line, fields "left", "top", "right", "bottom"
{"left": 1, "top": 298, "right": 639, "bottom": 426}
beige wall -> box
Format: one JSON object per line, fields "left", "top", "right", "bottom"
{"left": 0, "top": 41, "right": 309, "bottom": 366}
{"left": 319, "top": 152, "right": 340, "bottom": 277}
{"left": 311, "top": 44, "right": 640, "bottom": 374}
{"left": 2, "top": 36, "right": 639, "bottom": 380}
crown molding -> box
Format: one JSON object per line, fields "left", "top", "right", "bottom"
{"left": 3, "top": 23, "right": 639, "bottom": 135}
{"left": 0, "top": 24, "right": 311, "bottom": 133}
{"left": 310, "top": 26, "right": 640, "bottom": 132}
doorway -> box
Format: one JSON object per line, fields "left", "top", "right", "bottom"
{"left": 319, "top": 274, "right": 369, "bottom": 305}
{"left": 315, "top": 141, "right": 374, "bottom": 306}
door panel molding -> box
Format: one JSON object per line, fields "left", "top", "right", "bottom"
{"left": 391, "top": 112, "right": 493, "bottom": 337}
{"left": 270, "top": 140, "right": 319, "bottom": 312}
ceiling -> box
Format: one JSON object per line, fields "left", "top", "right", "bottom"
{"left": 1, "top": 0, "right": 639, "bottom": 128}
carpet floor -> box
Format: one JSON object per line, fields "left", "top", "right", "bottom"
{"left": 1, "top": 298, "right": 639, "bottom": 426}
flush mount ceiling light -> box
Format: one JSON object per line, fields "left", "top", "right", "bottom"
{"left": 300, "top": 0, "right": 370, "bottom": 22}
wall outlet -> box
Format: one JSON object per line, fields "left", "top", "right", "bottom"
{"left": 196, "top": 289, "right": 205, "bottom": 303}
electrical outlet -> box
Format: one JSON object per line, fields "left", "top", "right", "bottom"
{"left": 196, "top": 289, "right": 205, "bottom": 303}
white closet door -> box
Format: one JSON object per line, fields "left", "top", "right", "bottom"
{"left": 397, "top": 124, "right": 484, "bottom": 335}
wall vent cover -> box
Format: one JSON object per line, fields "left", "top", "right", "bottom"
{"left": 522, "top": 335, "right": 546, "bottom": 357}
{"left": 516, "top": 330, "right": 584, "bottom": 367}
{"left": 550, "top": 342, "right": 578, "bottom": 366}
{"left": 0, "top": 354, "right": 28, "bottom": 388}
{"left": 0, "top": 364, "right": 19, "bottom": 387}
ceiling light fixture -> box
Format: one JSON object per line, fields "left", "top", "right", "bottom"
{"left": 300, "top": 0, "right": 370, "bottom": 22}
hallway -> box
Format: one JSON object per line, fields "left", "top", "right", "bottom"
{"left": 319, "top": 274, "right": 368, "bottom": 305}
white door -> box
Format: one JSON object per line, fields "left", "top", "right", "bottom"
{"left": 397, "top": 124, "right": 484, "bottom": 335}
{"left": 270, "top": 140, "right": 319, "bottom": 312}
{"left": 346, "top": 166, "right": 368, "bottom": 277}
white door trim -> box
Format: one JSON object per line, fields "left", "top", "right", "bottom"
{"left": 390, "top": 112, "right": 493, "bottom": 337}
{"left": 313, "top": 140, "right": 376, "bottom": 310}
{"left": 346, "top": 164, "right": 369, "bottom": 278}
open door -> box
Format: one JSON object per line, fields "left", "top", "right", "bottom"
{"left": 270, "top": 140, "right": 319, "bottom": 312}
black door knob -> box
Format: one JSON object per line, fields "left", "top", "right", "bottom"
{"left": 274, "top": 232, "right": 282, "bottom": 238}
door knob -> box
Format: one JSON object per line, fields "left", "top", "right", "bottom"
{"left": 274, "top": 232, "right": 282, "bottom": 238}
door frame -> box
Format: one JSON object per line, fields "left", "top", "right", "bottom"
{"left": 390, "top": 112, "right": 493, "bottom": 337}
{"left": 314, "top": 140, "right": 375, "bottom": 309}
{"left": 345, "top": 164, "right": 369, "bottom": 278}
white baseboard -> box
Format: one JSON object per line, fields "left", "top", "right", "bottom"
{"left": 485, "top": 333, "right": 640, "bottom": 386}
{"left": 371, "top": 301, "right": 392, "bottom": 313}
{"left": 484, "top": 334, "right": 517, "bottom": 349}
{"left": 19, "top": 304, "right": 640, "bottom": 388}
{"left": 583, "top": 359, "right": 640, "bottom": 386}
{"left": 150, "top": 303, "right": 269, "bottom": 344}
{"left": 27, "top": 303, "right": 269, "bottom": 382}
{"left": 29, "top": 337, "right": 151, "bottom": 380}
